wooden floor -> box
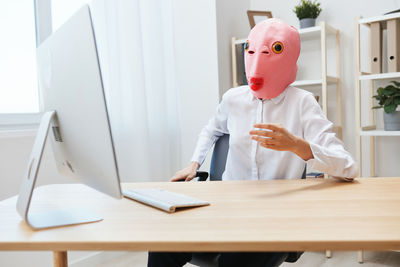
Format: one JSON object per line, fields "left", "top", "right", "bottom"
{"left": 81, "top": 251, "right": 400, "bottom": 267}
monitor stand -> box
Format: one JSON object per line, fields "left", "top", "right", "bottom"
{"left": 16, "top": 111, "right": 103, "bottom": 230}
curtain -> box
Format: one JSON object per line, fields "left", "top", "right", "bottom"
{"left": 90, "top": 0, "right": 181, "bottom": 182}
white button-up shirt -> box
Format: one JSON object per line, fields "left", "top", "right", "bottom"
{"left": 191, "top": 86, "right": 358, "bottom": 180}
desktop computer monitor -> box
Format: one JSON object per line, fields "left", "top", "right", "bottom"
{"left": 16, "top": 5, "right": 122, "bottom": 229}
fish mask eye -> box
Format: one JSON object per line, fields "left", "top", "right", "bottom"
{"left": 272, "top": 41, "right": 284, "bottom": 54}
{"left": 244, "top": 40, "right": 249, "bottom": 51}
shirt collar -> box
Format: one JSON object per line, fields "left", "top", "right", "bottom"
{"left": 247, "top": 86, "right": 289, "bottom": 104}
{"left": 270, "top": 87, "right": 288, "bottom": 104}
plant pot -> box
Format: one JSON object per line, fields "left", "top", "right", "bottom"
{"left": 299, "top": 18, "right": 316, "bottom": 28}
{"left": 383, "top": 111, "right": 400, "bottom": 131}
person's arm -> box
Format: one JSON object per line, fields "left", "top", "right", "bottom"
{"left": 249, "top": 93, "right": 358, "bottom": 180}
{"left": 171, "top": 93, "right": 229, "bottom": 181}
{"left": 299, "top": 93, "right": 359, "bottom": 179}
{"left": 171, "top": 161, "right": 200, "bottom": 182}
{"left": 250, "top": 123, "right": 313, "bottom": 161}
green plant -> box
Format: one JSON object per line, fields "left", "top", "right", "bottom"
{"left": 293, "top": 0, "right": 322, "bottom": 20}
{"left": 372, "top": 81, "right": 400, "bottom": 114}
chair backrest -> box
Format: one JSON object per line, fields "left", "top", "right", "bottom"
{"left": 209, "top": 134, "right": 230, "bottom": 181}
{"left": 209, "top": 134, "right": 306, "bottom": 180}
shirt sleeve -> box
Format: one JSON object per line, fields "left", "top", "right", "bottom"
{"left": 190, "top": 92, "right": 230, "bottom": 166}
{"left": 301, "top": 93, "right": 359, "bottom": 180}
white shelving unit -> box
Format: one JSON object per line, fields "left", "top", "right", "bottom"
{"left": 355, "top": 13, "right": 400, "bottom": 180}
{"left": 355, "top": 13, "right": 400, "bottom": 264}
{"left": 231, "top": 22, "right": 342, "bottom": 138}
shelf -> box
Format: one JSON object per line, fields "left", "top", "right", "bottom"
{"left": 359, "top": 13, "right": 400, "bottom": 26}
{"left": 292, "top": 79, "right": 322, "bottom": 87}
{"left": 298, "top": 24, "right": 337, "bottom": 40}
{"left": 291, "top": 76, "right": 338, "bottom": 87}
{"left": 298, "top": 25, "right": 321, "bottom": 39}
{"left": 234, "top": 23, "right": 337, "bottom": 45}
{"left": 359, "top": 72, "right": 400, "bottom": 80}
{"left": 360, "top": 130, "right": 400, "bottom": 136}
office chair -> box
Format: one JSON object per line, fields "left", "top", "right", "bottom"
{"left": 191, "top": 134, "right": 304, "bottom": 267}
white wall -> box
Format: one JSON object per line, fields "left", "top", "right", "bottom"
{"left": 250, "top": 0, "right": 400, "bottom": 176}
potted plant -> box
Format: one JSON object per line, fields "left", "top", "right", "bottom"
{"left": 293, "top": 0, "right": 322, "bottom": 29}
{"left": 372, "top": 81, "right": 400, "bottom": 131}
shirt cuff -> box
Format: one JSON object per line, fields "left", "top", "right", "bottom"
{"left": 305, "top": 141, "right": 358, "bottom": 180}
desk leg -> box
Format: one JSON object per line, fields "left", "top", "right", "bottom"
{"left": 358, "top": 250, "right": 364, "bottom": 263}
{"left": 53, "top": 251, "right": 68, "bottom": 267}
{"left": 325, "top": 250, "right": 332, "bottom": 258}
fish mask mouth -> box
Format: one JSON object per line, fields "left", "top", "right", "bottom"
{"left": 249, "top": 77, "right": 264, "bottom": 91}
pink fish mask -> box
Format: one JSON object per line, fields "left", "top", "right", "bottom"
{"left": 244, "top": 18, "right": 300, "bottom": 100}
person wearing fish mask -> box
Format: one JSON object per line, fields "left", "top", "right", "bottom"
{"left": 148, "top": 18, "right": 358, "bottom": 267}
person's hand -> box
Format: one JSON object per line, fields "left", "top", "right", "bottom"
{"left": 249, "top": 123, "right": 313, "bottom": 161}
{"left": 170, "top": 162, "right": 200, "bottom": 182}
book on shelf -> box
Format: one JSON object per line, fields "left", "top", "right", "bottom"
{"left": 387, "top": 19, "right": 400, "bottom": 72}
{"left": 370, "top": 22, "right": 382, "bottom": 74}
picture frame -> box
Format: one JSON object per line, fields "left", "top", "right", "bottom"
{"left": 247, "top": 10, "right": 273, "bottom": 29}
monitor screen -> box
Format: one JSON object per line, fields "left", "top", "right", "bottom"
{"left": 36, "top": 5, "right": 122, "bottom": 199}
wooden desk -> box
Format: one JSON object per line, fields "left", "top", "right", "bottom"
{"left": 1, "top": 178, "right": 400, "bottom": 267}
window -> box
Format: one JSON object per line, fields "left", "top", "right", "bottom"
{"left": 0, "top": 0, "right": 99, "bottom": 129}
{"left": 0, "top": 0, "right": 39, "bottom": 113}
{"left": 0, "top": 0, "right": 89, "bottom": 129}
